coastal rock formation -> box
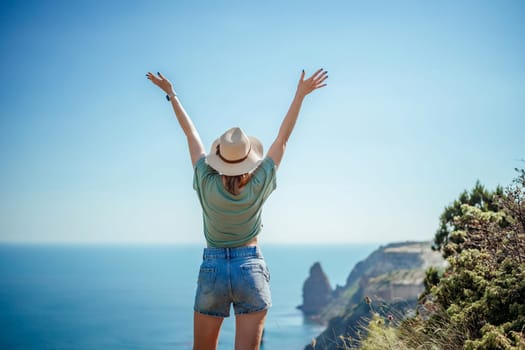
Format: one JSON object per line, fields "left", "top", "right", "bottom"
{"left": 297, "top": 262, "right": 333, "bottom": 316}
{"left": 302, "top": 241, "right": 446, "bottom": 350}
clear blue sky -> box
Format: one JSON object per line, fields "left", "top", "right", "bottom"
{"left": 1, "top": 0, "right": 524, "bottom": 244}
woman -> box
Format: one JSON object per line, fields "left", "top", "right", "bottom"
{"left": 146, "top": 68, "right": 327, "bottom": 350}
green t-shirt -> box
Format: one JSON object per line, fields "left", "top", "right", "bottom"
{"left": 193, "top": 156, "right": 277, "bottom": 247}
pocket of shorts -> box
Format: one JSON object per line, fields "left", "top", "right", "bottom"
{"left": 240, "top": 262, "right": 270, "bottom": 291}
{"left": 197, "top": 266, "right": 216, "bottom": 293}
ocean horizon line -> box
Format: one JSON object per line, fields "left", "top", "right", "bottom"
{"left": 0, "top": 240, "right": 387, "bottom": 247}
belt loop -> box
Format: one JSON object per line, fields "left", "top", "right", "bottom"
{"left": 226, "top": 247, "right": 230, "bottom": 259}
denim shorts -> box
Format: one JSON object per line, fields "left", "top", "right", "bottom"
{"left": 194, "top": 246, "right": 272, "bottom": 318}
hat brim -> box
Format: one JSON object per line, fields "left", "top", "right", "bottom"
{"left": 206, "top": 136, "right": 264, "bottom": 176}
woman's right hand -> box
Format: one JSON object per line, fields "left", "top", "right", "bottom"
{"left": 296, "top": 69, "right": 328, "bottom": 98}
{"left": 146, "top": 71, "right": 174, "bottom": 95}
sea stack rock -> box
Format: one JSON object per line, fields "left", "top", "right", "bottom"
{"left": 298, "top": 262, "right": 333, "bottom": 316}
{"left": 305, "top": 242, "right": 447, "bottom": 350}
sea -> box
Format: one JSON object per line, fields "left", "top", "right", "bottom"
{"left": 0, "top": 243, "right": 379, "bottom": 350}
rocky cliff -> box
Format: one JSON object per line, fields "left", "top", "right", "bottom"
{"left": 297, "top": 262, "right": 333, "bottom": 316}
{"left": 300, "top": 241, "right": 446, "bottom": 350}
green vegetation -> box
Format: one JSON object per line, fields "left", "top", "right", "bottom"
{"left": 355, "top": 169, "right": 525, "bottom": 349}
{"left": 432, "top": 180, "right": 504, "bottom": 256}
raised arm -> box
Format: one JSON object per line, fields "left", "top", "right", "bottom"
{"left": 267, "top": 69, "right": 328, "bottom": 167}
{"left": 146, "top": 71, "right": 205, "bottom": 167}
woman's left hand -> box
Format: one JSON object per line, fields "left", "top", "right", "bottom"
{"left": 146, "top": 71, "right": 174, "bottom": 94}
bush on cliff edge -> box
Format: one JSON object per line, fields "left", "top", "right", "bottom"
{"left": 358, "top": 169, "right": 525, "bottom": 349}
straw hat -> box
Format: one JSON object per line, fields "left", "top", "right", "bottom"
{"left": 206, "top": 127, "right": 263, "bottom": 176}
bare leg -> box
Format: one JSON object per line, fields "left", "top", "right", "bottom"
{"left": 234, "top": 309, "right": 268, "bottom": 350}
{"left": 193, "top": 311, "right": 224, "bottom": 350}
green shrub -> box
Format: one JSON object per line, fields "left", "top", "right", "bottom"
{"left": 358, "top": 169, "right": 525, "bottom": 349}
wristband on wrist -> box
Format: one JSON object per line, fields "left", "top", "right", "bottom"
{"left": 166, "top": 91, "right": 177, "bottom": 101}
